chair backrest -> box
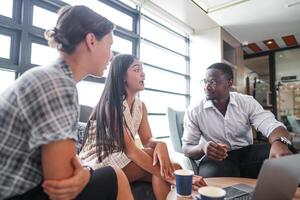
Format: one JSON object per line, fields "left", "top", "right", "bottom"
{"left": 287, "top": 115, "right": 300, "bottom": 134}
{"left": 167, "top": 107, "right": 185, "bottom": 153}
{"left": 79, "top": 105, "right": 93, "bottom": 123}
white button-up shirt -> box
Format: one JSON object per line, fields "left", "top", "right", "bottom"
{"left": 182, "top": 92, "right": 285, "bottom": 151}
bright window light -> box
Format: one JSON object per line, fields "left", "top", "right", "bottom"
{"left": 32, "top": 6, "right": 58, "bottom": 30}
{"left": 76, "top": 80, "right": 104, "bottom": 108}
{"left": 31, "top": 43, "right": 59, "bottom": 65}
{"left": 112, "top": 35, "right": 133, "bottom": 54}
{"left": 63, "top": 0, "right": 133, "bottom": 31}
{"left": 0, "top": 34, "right": 11, "bottom": 59}
{"left": 140, "top": 42, "right": 187, "bottom": 74}
{"left": 0, "top": 0, "right": 13, "bottom": 18}
{"left": 143, "top": 65, "right": 186, "bottom": 94}
{"left": 0, "top": 70, "right": 15, "bottom": 94}
{"left": 142, "top": 9, "right": 187, "bottom": 36}
{"left": 148, "top": 115, "right": 170, "bottom": 138}
{"left": 118, "top": 0, "right": 136, "bottom": 8}
{"left": 139, "top": 90, "right": 186, "bottom": 113}
{"left": 141, "top": 18, "right": 187, "bottom": 55}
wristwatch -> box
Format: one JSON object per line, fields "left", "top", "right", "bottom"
{"left": 274, "top": 136, "right": 298, "bottom": 154}
{"left": 84, "top": 165, "right": 94, "bottom": 177}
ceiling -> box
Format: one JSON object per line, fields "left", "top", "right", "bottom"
{"left": 148, "top": 0, "right": 300, "bottom": 54}
{"left": 203, "top": 0, "right": 300, "bottom": 54}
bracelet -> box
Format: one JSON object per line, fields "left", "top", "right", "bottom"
{"left": 83, "top": 165, "right": 94, "bottom": 177}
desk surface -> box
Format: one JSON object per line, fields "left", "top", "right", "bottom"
{"left": 167, "top": 177, "right": 300, "bottom": 200}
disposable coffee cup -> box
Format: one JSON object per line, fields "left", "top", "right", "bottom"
{"left": 198, "top": 186, "right": 226, "bottom": 200}
{"left": 174, "top": 169, "right": 194, "bottom": 197}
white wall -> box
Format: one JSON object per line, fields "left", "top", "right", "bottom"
{"left": 189, "top": 27, "right": 222, "bottom": 105}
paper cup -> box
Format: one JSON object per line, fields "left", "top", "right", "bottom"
{"left": 174, "top": 169, "right": 194, "bottom": 197}
{"left": 198, "top": 186, "right": 226, "bottom": 200}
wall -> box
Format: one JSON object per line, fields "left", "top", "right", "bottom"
{"left": 189, "top": 27, "right": 247, "bottom": 105}
{"left": 189, "top": 27, "right": 221, "bottom": 105}
{"left": 221, "top": 28, "right": 246, "bottom": 93}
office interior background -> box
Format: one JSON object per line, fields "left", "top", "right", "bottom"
{"left": 1, "top": 0, "right": 300, "bottom": 148}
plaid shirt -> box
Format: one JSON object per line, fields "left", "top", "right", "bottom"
{"left": 0, "top": 59, "right": 79, "bottom": 199}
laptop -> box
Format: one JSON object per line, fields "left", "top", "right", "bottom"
{"left": 223, "top": 153, "right": 300, "bottom": 200}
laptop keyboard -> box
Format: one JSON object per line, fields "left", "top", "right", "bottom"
{"left": 223, "top": 185, "right": 253, "bottom": 200}
{"left": 231, "top": 193, "right": 252, "bottom": 200}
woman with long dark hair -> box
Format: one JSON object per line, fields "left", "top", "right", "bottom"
{"left": 79, "top": 54, "right": 206, "bottom": 200}
{"left": 0, "top": 5, "right": 133, "bottom": 200}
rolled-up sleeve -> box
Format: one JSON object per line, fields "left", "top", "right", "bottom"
{"left": 182, "top": 107, "right": 202, "bottom": 146}
{"left": 248, "top": 96, "right": 285, "bottom": 138}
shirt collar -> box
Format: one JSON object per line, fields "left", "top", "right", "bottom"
{"left": 203, "top": 92, "right": 237, "bottom": 109}
{"left": 55, "top": 58, "right": 74, "bottom": 79}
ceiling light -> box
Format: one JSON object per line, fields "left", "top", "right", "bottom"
{"left": 286, "top": 0, "right": 300, "bottom": 8}
{"left": 267, "top": 41, "right": 273, "bottom": 44}
{"left": 192, "top": 0, "right": 250, "bottom": 13}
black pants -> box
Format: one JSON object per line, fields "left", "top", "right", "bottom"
{"left": 198, "top": 143, "right": 271, "bottom": 178}
{"left": 7, "top": 166, "right": 118, "bottom": 200}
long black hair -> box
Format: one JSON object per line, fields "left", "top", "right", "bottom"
{"left": 84, "top": 54, "right": 137, "bottom": 161}
{"left": 45, "top": 5, "right": 114, "bottom": 54}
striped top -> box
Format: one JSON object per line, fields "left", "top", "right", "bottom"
{"left": 79, "top": 98, "right": 143, "bottom": 169}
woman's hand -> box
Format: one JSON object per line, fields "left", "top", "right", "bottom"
{"left": 192, "top": 175, "right": 207, "bottom": 190}
{"left": 153, "top": 142, "right": 175, "bottom": 179}
{"left": 42, "top": 157, "right": 90, "bottom": 200}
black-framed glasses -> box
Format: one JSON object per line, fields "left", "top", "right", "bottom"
{"left": 200, "top": 79, "right": 227, "bottom": 87}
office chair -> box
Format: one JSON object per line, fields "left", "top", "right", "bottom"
{"left": 79, "top": 105, "right": 93, "bottom": 123}
{"left": 167, "top": 107, "right": 199, "bottom": 174}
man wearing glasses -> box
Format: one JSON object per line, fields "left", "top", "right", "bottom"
{"left": 182, "top": 62, "right": 296, "bottom": 178}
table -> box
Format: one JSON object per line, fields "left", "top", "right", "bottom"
{"left": 167, "top": 177, "right": 300, "bottom": 200}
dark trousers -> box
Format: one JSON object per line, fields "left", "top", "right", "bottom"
{"left": 6, "top": 166, "right": 118, "bottom": 200}
{"left": 198, "top": 143, "right": 271, "bottom": 178}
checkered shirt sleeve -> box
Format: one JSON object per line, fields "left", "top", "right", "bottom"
{"left": 0, "top": 60, "right": 79, "bottom": 199}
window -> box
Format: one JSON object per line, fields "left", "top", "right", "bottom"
{"left": 0, "top": 0, "right": 189, "bottom": 140}
{"left": 31, "top": 43, "right": 58, "bottom": 65}
{"left": 77, "top": 81, "right": 104, "bottom": 108}
{"left": 0, "top": 0, "right": 13, "bottom": 18}
{"left": 118, "top": 0, "right": 136, "bottom": 8}
{"left": 112, "top": 35, "right": 133, "bottom": 54}
{"left": 0, "top": 70, "right": 15, "bottom": 94}
{"left": 139, "top": 90, "right": 186, "bottom": 114}
{"left": 32, "top": 6, "right": 58, "bottom": 30}
{"left": 148, "top": 115, "right": 169, "bottom": 138}
{"left": 141, "top": 9, "right": 187, "bottom": 36}
{"left": 140, "top": 11, "right": 190, "bottom": 138}
{"left": 140, "top": 42, "right": 187, "bottom": 74}
{"left": 63, "top": 0, "right": 133, "bottom": 31}
{"left": 141, "top": 18, "right": 187, "bottom": 55}
{"left": 143, "top": 65, "right": 187, "bottom": 94}
{"left": 0, "top": 34, "right": 11, "bottom": 59}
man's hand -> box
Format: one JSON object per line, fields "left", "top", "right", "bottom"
{"left": 42, "top": 157, "right": 90, "bottom": 200}
{"left": 204, "top": 142, "right": 228, "bottom": 161}
{"left": 269, "top": 141, "right": 292, "bottom": 158}
{"left": 153, "top": 142, "right": 175, "bottom": 179}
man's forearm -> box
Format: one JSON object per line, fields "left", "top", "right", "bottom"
{"left": 182, "top": 143, "right": 205, "bottom": 160}
{"left": 268, "top": 126, "right": 292, "bottom": 144}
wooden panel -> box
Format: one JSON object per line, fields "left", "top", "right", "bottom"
{"left": 282, "top": 35, "right": 298, "bottom": 47}
{"left": 263, "top": 39, "right": 279, "bottom": 50}
{"left": 247, "top": 43, "right": 262, "bottom": 53}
